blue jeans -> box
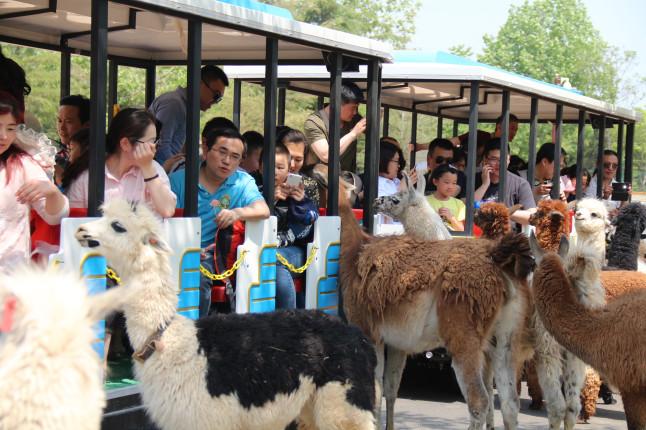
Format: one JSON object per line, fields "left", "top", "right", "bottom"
{"left": 199, "top": 250, "right": 215, "bottom": 317}
{"left": 275, "top": 245, "right": 305, "bottom": 310}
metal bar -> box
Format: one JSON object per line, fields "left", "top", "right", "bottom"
{"left": 464, "top": 82, "right": 480, "bottom": 236}
{"left": 87, "top": 0, "right": 108, "bottom": 216}
{"left": 625, "top": 122, "right": 634, "bottom": 190}
{"left": 409, "top": 110, "right": 418, "bottom": 166}
{"left": 575, "top": 110, "right": 585, "bottom": 200}
{"left": 183, "top": 20, "right": 202, "bottom": 217}
{"left": 0, "top": 0, "right": 56, "bottom": 20}
{"left": 317, "top": 95, "right": 324, "bottom": 111}
{"left": 363, "top": 59, "right": 381, "bottom": 232}
{"left": 145, "top": 64, "right": 156, "bottom": 108}
{"left": 61, "top": 8, "right": 137, "bottom": 42}
{"left": 232, "top": 79, "right": 242, "bottom": 129}
{"left": 262, "top": 38, "right": 278, "bottom": 212}
{"left": 498, "top": 90, "right": 510, "bottom": 204}
{"left": 382, "top": 106, "right": 389, "bottom": 136}
{"left": 527, "top": 98, "right": 538, "bottom": 189}
{"left": 616, "top": 121, "right": 624, "bottom": 182}
{"left": 452, "top": 120, "right": 459, "bottom": 137}
{"left": 551, "top": 105, "right": 563, "bottom": 199}
{"left": 277, "top": 87, "right": 286, "bottom": 125}
{"left": 436, "top": 117, "right": 443, "bottom": 139}
{"left": 60, "top": 49, "right": 71, "bottom": 99}
{"left": 326, "top": 52, "right": 342, "bottom": 217}
{"left": 102, "top": 405, "right": 146, "bottom": 419}
{"left": 596, "top": 116, "right": 605, "bottom": 198}
{"left": 108, "top": 60, "right": 118, "bottom": 126}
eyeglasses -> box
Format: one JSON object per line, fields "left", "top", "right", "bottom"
{"left": 603, "top": 162, "right": 618, "bottom": 170}
{"left": 389, "top": 158, "right": 401, "bottom": 165}
{"left": 213, "top": 147, "right": 242, "bottom": 162}
{"left": 434, "top": 156, "right": 451, "bottom": 165}
{"left": 202, "top": 78, "right": 223, "bottom": 104}
{"left": 486, "top": 156, "right": 501, "bottom": 164}
{"left": 134, "top": 138, "right": 160, "bottom": 146}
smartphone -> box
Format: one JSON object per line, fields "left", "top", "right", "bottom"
{"left": 611, "top": 182, "right": 630, "bottom": 201}
{"left": 286, "top": 173, "right": 303, "bottom": 187}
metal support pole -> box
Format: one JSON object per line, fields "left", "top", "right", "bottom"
{"left": 363, "top": 59, "right": 381, "bottom": 231}
{"left": 184, "top": 20, "right": 202, "bottom": 217}
{"left": 465, "top": 82, "right": 480, "bottom": 236}
{"left": 596, "top": 116, "right": 605, "bottom": 198}
{"left": 551, "top": 104, "right": 563, "bottom": 199}
{"left": 232, "top": 79, "right": 242, "bottom": 129}
{"left": 409, "top": 110, "right": 418, "bottom": 166}
{"left": 326, "top": 52, "right": 342, "bottom": 217}
{"left": 452, "top": 120, "right": 459, "bottom": 137}
{"left": 625, "top": 122, "right": 634, "bottom": 189}
{"left": 527, "top": 98, "right": 538, "bottom": 188}
{"left": 107, "top": 60, "right": 118, "bottom": 126}
{"left": 616, "top": 121, "right": 624, "bottom": 182}
{"left": 87, "top": 0, "right": 108, "bottom": 216}
{"left": 498, "top": 90, "right": 510, "bottom": 204}
{"left": 317, "top": 95, "right": 324, "bottom": 111}
{"left": 277, "top": 87, "right": 286, "bottom": 126}
{"left": 382, "top": 106, "right": 389, "bottom": 137}
{"left": 436, "top": 117, "right": 443, "bottom": 139}
{"left": 145, "top": 64, "right": 156, "bottom": 108}
{"left": 60, "top": 49, "right": 71, "bottom": 99}
{"left": 262, "top": 38, "right": 278, "bottom": 213}
{"left": 575, "top": 110, "right": 585, "bottom": 200}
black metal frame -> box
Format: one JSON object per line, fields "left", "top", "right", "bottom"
{"left": 326, "top": 52, "right": 342, "bottom": 217}
{"left": 232, "top": 79, "right": 242, "bottom": 129}
{"left": 616, "top": 121, "right": 624, "bottom": 182}
{"left": 0, "top": 0, "right": 56, "bottom": 20}
{"left": 363, "top": 60, "right": 381, "bottom": 231}
{"left": 526, "top": 98, "right": 538, "bottom": 187}
{"left": 464, "top": 82, "right": 480, "bottom": 236}
{"left": 183, "top": 20, "right": 202, "bottom": 217}
{"left": 262, "top": 38, "right": 279, "bottom": 212}
{"left": 575, "top": 110, "right": 586, "bottom": 200}
{"left": 551, "top": 104, "right": 563, "bottom": 199}
{"left": 596, "top": 115, "right": 606, "bottom": 198}
{"left": 497, "top": 90, "right": 510, "bottom": 204}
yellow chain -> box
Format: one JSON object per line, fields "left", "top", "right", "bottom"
{"left": 106, "top": 267, "right": 121, "bottom": 285}
{"left": 200, "top": 250, "right": 248, "bottom": 281}
{"left": 276, "top": 246, "right": 318, "bottom": 274}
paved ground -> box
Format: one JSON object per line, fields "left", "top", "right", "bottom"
{"left": 381, "top": 360, "right": 626, "bottom": 429}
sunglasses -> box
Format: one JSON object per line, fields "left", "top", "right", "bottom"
{"left": 202, "top": 78, "right": 223, "bottom": 104}
{"left": 434, "top": 156, "right": 452, "bottom": 165}
{"left": 603, "top": 162, "right": 618, "bottom": 170}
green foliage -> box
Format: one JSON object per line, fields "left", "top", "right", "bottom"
{"left": 448, "top": 44, "right": 474, "bottom": 59}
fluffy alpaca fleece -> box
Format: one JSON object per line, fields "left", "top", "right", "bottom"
{"left": 0, "top": 267, "right": 131, "bottom": 430}
{"left": 639, "top": 239, "right": 646, "bottom": 272}
{"left": 75, "top": 199, "right": 376, "bottom": 430}
{"left": 573, "top": 198, "right": 609, "bottom": 259}
{"left": 606, "top": 203, "right": 646, "bottom": 270}
{"left": 530, "top": 200, "right": 570, "bottom": 252}
{"left": 342, "top": 180, "right": 534, "bottom": 430}
{"left": 579, "top": 367, "right": 602, "bottom": 423}
{"left": 474, "top": 202, "right": 521, "bottom": 240}
{"left": 533, "top": 247, "right": 646, "bottom": 430}
{"left": 373, "top": 171, "right": 452, "bottom": 241}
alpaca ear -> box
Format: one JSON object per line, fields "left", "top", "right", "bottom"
{"left": 529, "top": 231, "right": 544, "bottom": 262}
{"left": 401, "top": 171, "right": 410, "bottom": 191}
{"left": 143, "top": 233, "right": 171, "bottom": 254}
{"left": 557, "top": 235, "right": 569, "bottom": 259}
{"left": 416, "top": 171, "right": 426, "bottom": 194}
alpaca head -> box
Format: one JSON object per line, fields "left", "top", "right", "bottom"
{"left": 0, "top": 268, "right": 96, "bottom": 354}
{"left": 373, "top": 171, "right": 423, "bottom": 220}
{"left": 609, "top": 202, "right": 646, "bottom": 245}
{"left": 75, "top": 199, "right": 171, "bottom": 276}
{"left": 529, "top": 200, "right": 570, "bottom": 252}
{"left": 574, "top": 198, "right": 609, "bottom": 236}
{"left": 474, "top": 202, "right": 512, "bottom": 239}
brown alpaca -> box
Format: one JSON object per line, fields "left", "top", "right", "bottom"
{"left": 601, "top": 270, "right": 646, "bottom": 301}
{"left": 579, "top": 367, "right": 602, "bottom": 423}
{"left": 529, "top": 200, "right": 570, "bottom": 252}
{"left": 533, "top": 247, "right": 646, "bottom": 430}
{"left": 474, "top": 203, "right": 522, "bottom": 240}
{"left": 337, "top": 179, "right": 534, "bottom": 430}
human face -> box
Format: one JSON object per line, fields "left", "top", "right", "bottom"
{"left": 120, "top": 123, "right": 157, "bottom": 160}
{"left": 602, "top": 154, "right": 619, "bottom": 181}
{"left": 495, "top": 120, "right": 518, "bottom": 142}
{"left": 68, "top": 139, "right": 82, "bottom": 163}
{"left": 200, "top": 79, "right": 226, "bottom": 111}
{"left": 284, "top": 141, "right": 305, "bottom": 173}
{"left": 0, "top": 112, "right": 18, "bottom": 156}
{"left": 339, "top": 102, "right": 359, "bottom": 122}
{"left": 454, "top": 159, "right": 466, "bottom": 172}
{"left": 203, "top": 137, "right": 244, "bottom": 181}
{"left": 57, "top": 105, "right": 85, "bottom": 146}
{"left": 275, "top": 153, "right": 290, "bottom": 185}
{"left": 427, "top": 148, "right": 453, "bottom": 172}
{"left": 483, "top": 150, "right": 509, "bottom": 183}
{"left": 433, "top": 172, "right": 458, "bottom": 199}
{"left": 240, "top": 147, "right": 261, "bottom": 174}
{"left": 538, "top": 158, "right": 555, "bottom": 180}
{"left": 383, "top": 153, "right": 400, "bottom": 180}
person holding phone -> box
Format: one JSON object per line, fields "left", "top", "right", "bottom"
{"left": 378, "top": 138, "right": 417, "bottom": 197}
{"left": 585, "top": 149, "right": 630, "bottom": 215}
{"left": 517, "top": 142, "right": 566, "bottom": 203}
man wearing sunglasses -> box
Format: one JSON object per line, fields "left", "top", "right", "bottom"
{"left": 424, "top": 138, "right": 467, "bottom": 198}
{"left": 584, "top": 149, "right": 630, "bottom": 214}
{"left": 149, "top": 65, "right": 229, "bottom": 165}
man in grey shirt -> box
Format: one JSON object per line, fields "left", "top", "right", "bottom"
{"left": 149, "top": 65, "right": 229, "bottom": 164}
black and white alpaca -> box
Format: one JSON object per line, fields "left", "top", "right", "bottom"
{"left": 75, "top": 199, "right": 376, "bottom": 430}
{"left": 607, "top": 203, "right": 646, "bottom": 271}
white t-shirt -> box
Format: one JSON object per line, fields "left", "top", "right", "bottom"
{"left": 584, "top": 176, "right": 620, "bottom": 210}
{"left": 378, "top": 176, "right": 401, "bottom": 197}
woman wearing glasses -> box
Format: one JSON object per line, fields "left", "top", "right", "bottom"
{"left": 67, "top": 108, "right": 176, "bottom": 218}
{"left": 584, "top": 149, "right": 630, "bottom": 213}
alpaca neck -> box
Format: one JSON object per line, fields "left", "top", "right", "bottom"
{"left": 607, "top": 236, "right": 638, "bottom": 270}
{"left": 399, "top": 197, "right": 451, "bottom": 241}
{"left": 118, "top": 253, "right": 178, "bottom": 350}
{"left": 339, "top": 196, "right": 368, "bottom": 254}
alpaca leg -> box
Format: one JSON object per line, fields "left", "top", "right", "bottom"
{"left": 452, "top": 354, "right": 489, "bottom": 430}
{"left": 562, "top": 352, "right": 586, "bottom": 430}
{"left": 374, "top": 341, "right": 385, "bottom": 429}
{"left": 483, "top": 357, "right": 495, "bottom": 430}
{"left": 535, "top": 352, "right": 566, "bottom": 430}
{"left": 491, "top": 334, "right": 519, "bottom": 430}
{"left": 384, "top": 346, "right": 407, "bottom": 430}
{"left": 579, "top": 367, "right": 601, "bottom": 423}
{"left": 312, "top": 382, "right": 376, "bottom": 430}
{"left": 526, "top": 359, "right": 544, "bottom": 410}
{"left": 622, "top": 391, "right": 646, "bottom": 430}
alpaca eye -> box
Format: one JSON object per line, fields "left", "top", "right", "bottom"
{"left": 392, "top": 197, "right": 400, "bottom": 205}
{"left": 591, "top": 213, "right": 598, "bottom": 218}
{"left": 111, "top": 221, "right": 127, "bottom": 233}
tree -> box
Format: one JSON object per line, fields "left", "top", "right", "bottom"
{"left": 479, "top": 0, "right": 617, "bottom": 103}
{"left": 266, "top": 0, "right": 421, "bottom": 49}
{"left": 448, "top": 44, "right": 474, "bottom": 59}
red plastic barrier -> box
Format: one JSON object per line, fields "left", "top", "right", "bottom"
{"left": 30, "top": 208, "right": 89, "bottom": 259}
{"left": 318, "top": 207, "right": 363, "bottom": 221}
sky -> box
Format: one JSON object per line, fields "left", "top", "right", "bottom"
{"left": 409, "top": 0, "right": 646, "bottom": 107}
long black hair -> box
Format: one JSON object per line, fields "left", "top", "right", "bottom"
{"left": 106, "top": 108, "right": 157, "bottom": 155}
{"left": 61, "top": 128, "right": 90, "bottom": 192}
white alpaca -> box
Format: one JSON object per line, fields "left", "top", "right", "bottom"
{"left": 572, "top": 198, "right": 610, "bottom": 261}
{"left": 0, "top": 267, "right": 130, "bottom": 430}
{"left": 373, "top": 172, "right": 452, "bottom": 241}
{"left": 75, "top": 199, "right": 377, "bottom": 430}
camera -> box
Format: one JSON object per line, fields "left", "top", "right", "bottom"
{"left": 611, "top": 182, "right": 630, "bottom": 201}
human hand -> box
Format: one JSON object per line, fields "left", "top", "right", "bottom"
{"left": 16, "top": 179, "right": 59, "bottom": 204}
{"left": 352, "top": 118, "right": 367, "bottom": 136}
{"left": 216, "top": 208, "right": 241, "bottom": 229}
{"left": 481, "top": 164, "right": 492, "bottom": 186}
{"left": 275, "top": 183, "right": 289, "bottom": 201}
{"left": 163, "top": 153, "right": 184, "bottom": 173}
{"left": 288, "top": 183, "right": 305, "bottom": 201}
{"left": 408, "top": 168, "right": 418, "bottom": 186}
{"left": 133, "top": 140, "right": 157, "bottom": 175}
{"left": 535, "top": 182, "right": 552, "bottom": 196}
{"left": 438, "top": 207, "right": 451, "bottom": 219}
{"left": 603, "top": 183, "right": 613, "bottom": 199}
